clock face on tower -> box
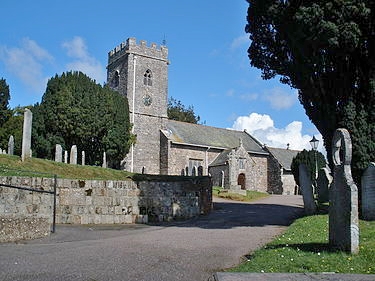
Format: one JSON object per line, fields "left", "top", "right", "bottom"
{"left": 143, "top": 94, "right": 152, "bottom": 106}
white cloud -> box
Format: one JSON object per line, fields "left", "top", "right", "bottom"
{"left": 62, "top": 36, "right": 106, "bottom": 83}
{"left": 0, "top": 38, "right": 53, "bottom": 93}
{"left": 264, "top": 87, "right": 296, "bottom": 110}
{"left": 231, "top": 112, "right": 323, "bottom": 152}
{"left": 230, "top": 34, "right": 249, "bottom": 50}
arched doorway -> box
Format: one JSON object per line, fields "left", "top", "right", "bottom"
{"left": 238, "top": 173, "right": 246, "bottom": 190}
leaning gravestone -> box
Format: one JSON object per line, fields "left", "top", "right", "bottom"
{"left": 102, "top": 152, "right": 107, "bottom": 168}
{"left": 299, "top": 164, "right": 317, "bottom": 215}
{"left": 82, "top": 151, "right": 85, "bottom": 166}
{"left": 8, "top": 135, "right": 14, "bottom": 155}
{"left": 55, "top": 144, "right": 62, "bottom": 162}
{"left": 70, "top": 145, "right": 77, "bottom": 165}
{"left": 21, "top": 108, "right": 32, "bottom": 161}
{"left": 361, "top": 162, "right": 375, "bottom": 221}
{"left": 329, "top": 128, "right": 359, "bottom": 253}
{"left": 316, "top": 167, "right": 332, "bottom": 203}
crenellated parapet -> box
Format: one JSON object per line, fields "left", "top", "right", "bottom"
{"left": 108, "top": 37, "right": 168, "bottom": 65}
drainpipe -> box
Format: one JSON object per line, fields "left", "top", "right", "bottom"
{"left": 205, "top": 146, "right": 211, "bottom": 175}
{"left": 131, "top": 55, "right": 137, "bottom": 173}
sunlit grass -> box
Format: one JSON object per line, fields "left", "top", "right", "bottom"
{"left": 213, "top": 186, "right": 269, "bottom": 202}
{"left": 230, "top": 214, "right": 375, "bottom": 274}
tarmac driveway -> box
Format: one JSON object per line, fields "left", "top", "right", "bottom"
{"left": 0, "top": 195, "right": 304, "bottom": 281}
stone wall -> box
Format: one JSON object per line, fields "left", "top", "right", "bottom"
{"left": 0, "top": 175, "right": 212, "bottom": 242}
{"left": 267, "top": 155, "right": 283, "bottom": 194}
{"left": 247, "top": 155, "right": 268, "bottom": 192}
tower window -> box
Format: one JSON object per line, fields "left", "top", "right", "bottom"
{"left": 143, "top": 69, "right": 152, "bottom": 86}
{"left": 112, "top": 71, "right": 119, "bottom": 88}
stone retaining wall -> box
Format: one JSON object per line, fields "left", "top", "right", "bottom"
{"left": 0, "top": 175, "right": 212, "bottom": 242}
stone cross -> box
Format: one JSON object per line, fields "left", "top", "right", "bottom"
{"left": 21, "top": 108, "right": 32, "bottom": 161}
{"left": 298, "top": 164, "right": 317, "bottom": 215}
{"left": 82, "top": 151, "right": 85, "bottom": 166}
{"left": 70, "top": 145, "right": 77, "bottom": 165}
{"left": 316, "top": 167, "right": 332, "bottom": 203}
{"left": 55, "top": 144, "right": 62, "bottom": 162}
{"left": 361, "top": 162, "right": 375, "bottom": 221}
{"left": 8, "top": 135, "right": 14, "bottom": 155}
{"left": 329, "top": 128, "right": 359, "bottom": 253}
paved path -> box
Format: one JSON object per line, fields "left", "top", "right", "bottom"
{"left": 0, "top": 195, "right": 304, "bottom": 281}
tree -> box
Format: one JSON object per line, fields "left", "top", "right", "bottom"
{"left": 32, "top": 71, "right": 133, "bottom": 168}
{"left": 167, "top": 97, "right": 200, "bottom": 124}
{"left": 0, "top": 106, "right": 25, "bottom": 156}
{"left": 291, "top": 149, "right": 327, "bottom": 187}
{"left": 246, "top": 0, "right": 375, "bottom": 183}
{"left": 0, "top": 78, "right": 11, "bottom": 126}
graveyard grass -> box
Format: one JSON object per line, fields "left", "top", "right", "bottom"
{"left": 0, "top": 154, "right": 133, "bottom": 180}
{"left": 230, "top": 214, "right": 375, "bottom": 274}
{"left": 213, "top": 186, "right": 269, "bottom": 202}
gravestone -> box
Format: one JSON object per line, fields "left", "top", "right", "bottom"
{"left": 21, "top": 108, "right": 32, "bottom": 161}
{"left": 317, "top": 167, "right": 332, "bottom": 203}
{"left": 70, "top": 145, "right": 77, "bottom": 165}
{"left": 198, "top": 166, "right": 203, "bottom": 176}
{"left": 55, "top": 144, "right": 62, "bottom": 162}
{"left": 329, "top": 128, "right": 359, "bottom": 253}
{"left": 102, "top": 152, "right": 107, "bottom": 168}
{"left": 361, "top": 162, "right": 375, "bottom": 221}
{"left": 8, "top": 135, "right": 14, "bottom": 155}
{"left": 298, "top": 164, "right": 317, "bottom": 215}
{"left": 64, "top": 150, "right": 68, "bottom": 164}
{"left": 82, "top": 151, "right": 85, "bottom": 166}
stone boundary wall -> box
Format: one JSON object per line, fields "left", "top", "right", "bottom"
{"left": 0, "top": 175, "right": 212, "bottom": 243}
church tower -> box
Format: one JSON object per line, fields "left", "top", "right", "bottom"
{"left": 107, "top": 38, "right": 169, "bottom": 173}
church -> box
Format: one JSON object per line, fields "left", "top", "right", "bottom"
{"left": 107, "top": 38, "right": 299, "bottom": 194}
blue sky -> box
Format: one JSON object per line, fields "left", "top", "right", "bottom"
{"left": 0, "top": 0, "right": 324, "bottom": 152}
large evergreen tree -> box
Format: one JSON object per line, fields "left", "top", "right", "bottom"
{"left": 0, "top": 78, "right": 11, "bottom": 127}
{"left": 246, "top": 0, "right": 375, "bottom": 182}
{"left": 167, "top": 97, "right": 200, "bottom": 124}
{"left": 32, "top": 71, "right": 132, "bottom": 168}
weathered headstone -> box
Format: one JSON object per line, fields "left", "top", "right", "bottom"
{"left": 299, "top": 164, "right": 317, "bottom": 215}
{"left": 198, "top": 166, "right": 203, "bottom": 176}
{"left": 21, "top": 108, "right": 33, "bottom": 161}
{"left": 64, "top": 150, "right": 68, "bottom": 164}
{"left": 329, "top": 128, "right": 359, "bottom": 253}
{"left": 55, "top": 144, "right": 62, "bottom": 162}
{"left": 361, "top": 162, "right": 375, "bottom": 221}
{"left": 70, "top": 145, "right": 77, "bottom": 165}
{"left": 102, "top": 152, "right": 107, "bottom": 168}
{"left": 8, "top": 135, "right": 14, "bottom": 155}
{"left": 81, "top": 151, "right": 85, "bottom": 166}
{"left": 317, "top": 167, "right": 332, "bottom": 203}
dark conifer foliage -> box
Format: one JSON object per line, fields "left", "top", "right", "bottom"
{"left": 167, "top": 97, "right": 200, "bottom": 124}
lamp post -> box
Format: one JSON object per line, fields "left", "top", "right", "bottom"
{"left": 309, "top": 135, "right": 319, "bottom": 192}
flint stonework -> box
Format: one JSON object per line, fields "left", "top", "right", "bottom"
{"left": 70, "top": 145, "right": 77, "bottom": 165}
{"left": 361, "top": 162, "right": 375, "bottom": 221}
{"left": 298, "top": 164, "right": 317, "bottom": 215}
{"left": 317, "top": 167, "right": 332, "bottom": 203}
{"left": 21, "top": 108, "right": 33, "bottom": 161}
{"left": 55, "top": 144, "right": 62, "bottom": 162}
{"left": 329, "top": 128, "right": 359, "bottom": 254}
{"left": 8, "top": 135, "right": 14, "bottom": 155}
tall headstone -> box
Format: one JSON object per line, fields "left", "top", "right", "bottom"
{"left": 70, "top": 145, "right": 77, "bottom": 165}
{"left": 102, "top": 152, "right": 107, "bottom": 168}
{"left": 64, "top": 150, "right": 68, "bottom": 164}
{"left": 329, "top": 128, "right": 359, "bottom": 253}
{"left": 82, "top": 151, "right": 85, "bottom": 166}
{"left": 55, "top": 144, "right": 62, "bottom": 162}
{"left": 8, "top": 135, "right": 14, "bottom": 155}
{"left": 361, "top": 162, "right": 375, "bottom": 221}
{"left": 299, "top": 164, "right": 317, "bottom": 215}
{"left": 21, "top": 108, "right": 32, "bottom": 161}
{"left": 317, "top": 167, "right": 332, "bottom": 203}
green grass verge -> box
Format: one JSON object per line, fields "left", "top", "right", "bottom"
{"left": 0, "top": 154, "right": 133, "bottom": 180}
{"left": 230, "top": 214, "right": 375, "bottom": 274}
{"left": 213, "top": 186, "right": 269, "bottom": 202}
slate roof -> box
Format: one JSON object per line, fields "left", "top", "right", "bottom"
{"left": 266, "top": 146, "right": 300, "bottom": 171}
{"left": 209, "top": 149, "right": 231, "bottom": 166}
{"left": 163, "top": 120, "right": 267, "bottom": 155}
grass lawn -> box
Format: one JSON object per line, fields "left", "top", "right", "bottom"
{"left": 213, "top": 186, "right": 269, "bottom": 202}
{"left": 0, "top": 154, "right": 133, "bottom": 180}
{"left": 230, "top": 214, "right": 375, "bottom": 274}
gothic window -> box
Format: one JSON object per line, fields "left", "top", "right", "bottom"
{"left": 188, "top": 159, "right": 202, "bottom": 176}
{"left": 239, "top": 158, "right": 245, "bottom": 169}
{"left": 143, "top": 69, "right": 152, "bottom": 86}
{"left": 112, "top": 71, "right": 119, "bottom": 88}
